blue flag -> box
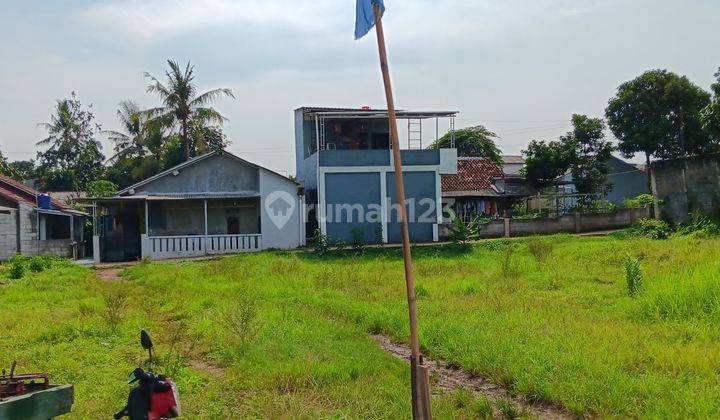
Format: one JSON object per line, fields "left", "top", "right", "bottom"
{"left": 355, "top": 0, "right": 385, "bottom": 40}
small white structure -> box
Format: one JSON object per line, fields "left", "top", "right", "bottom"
{"left": 91, "top": 150, "right": 304, "bottom": 263}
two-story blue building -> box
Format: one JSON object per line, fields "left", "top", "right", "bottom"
{"left": 294, "top": 106, "right": 458, "bottom": 244}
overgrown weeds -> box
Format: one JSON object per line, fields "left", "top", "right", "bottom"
{"left": 624, "top": 256, "right": 643, "bottom": 297}
{"left": 102, "top": 284, "right": 129, "bottom": 331}
{"left": 526, "top": 239, "right": 553, "bottom": 263}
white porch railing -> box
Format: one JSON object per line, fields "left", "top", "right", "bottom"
{"left": 142, "top": 234, "right": 262, "bottom": 260}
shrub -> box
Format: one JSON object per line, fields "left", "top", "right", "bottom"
{"left": 8, "top": 254, "right": 26, "bottom": 279}
{"left": 623, "top": 193, "right": 654, "bottom": 208}
{"left": 571, "top": 199, "right": 617, "bottom": 214}
{"left": 500, "top": 244, "right": 519, "bottom": 278}
{"left": 447, "top": 212, "right": 475, "bottom": 246}
{"left": 373, "top": 225, "right": 384, "bottom": 245}
{"left": 624, "top": 256, "right": 643, "bottom": 297}
{"left": 311, "top": 229, "right": 330, "bottom": 255}
{"left": 28, "top": 255, "right": 53, "bottom": 273}
{"left": 332, "top": 239, "right": 347, "bottom": 253}
{"left": 102, "top": 286, "right": 129, "bottom": 331}
{"left": 631, "top": 218, "right": 671, "bottom": 239}
{"left": 217, "top": 295, "right": 257, "bottom": 346}
{"left": 675, "top": 211, "right": 720, "bottom": 237}
{"left": 527, "top": 239, "right": 553, "bottom": 263}
{"left": 350, "top": 227, "right": 366, "bottom": 254}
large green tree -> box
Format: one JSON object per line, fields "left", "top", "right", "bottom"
{"left": 429, "top": 125, "right": 501, "bottom": 163}
{"left": 566, "top": 114, "right": 614, "bottom": 195}
{"left": 521, "top": 139, "right": 575, "bottom": 189}
{"left": 605, "top": 69, "right": 712, "bottom": 187}
{"left": 105, "top": 100, "right": 167, "bottom": 187}
{"left": 36, "top": 92, "right": 104, "bottom": 191}
{"left": 701, "top": 68, "right": 720, "bottom": 144}
{"left": 144, "top": 60, "right": 234, "bottom": 161}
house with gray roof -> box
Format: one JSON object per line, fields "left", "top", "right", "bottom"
{"left": 90, "top": 150, "right": 304, "bottom": 263}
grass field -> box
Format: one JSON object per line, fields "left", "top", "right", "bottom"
{"left": 2, "top": 234, "right": 720, "bottom": 418}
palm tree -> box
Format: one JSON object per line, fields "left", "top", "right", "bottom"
{"left": 105, "top": 100, "right": 147, "bottom": 162}
{"left": 144, "top": 60, "right": 234, "bottom": 161}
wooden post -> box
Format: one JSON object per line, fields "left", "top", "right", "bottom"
{"left": 372, "top": 3, "right": 431, "bottom": 419}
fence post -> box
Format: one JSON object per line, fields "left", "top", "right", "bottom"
{"left": 503, "top": 211, "right": 510, "bottom": 238}
{"left": 574, "top": 212, "right": 581, "bottom": 233}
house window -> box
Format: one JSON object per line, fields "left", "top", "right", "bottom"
{"left": 207, "top": 198, "right": 260, "bottom": 235}
{"left": 40, "top": 213, "right": 71, "bottom": 240}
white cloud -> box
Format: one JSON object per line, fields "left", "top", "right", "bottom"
{"left": 78, "top": 0, "right": 344, "bottom": 41}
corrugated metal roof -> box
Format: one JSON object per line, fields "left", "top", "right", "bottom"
{"left": 298, "top": 106, "right": 458, "bottom": 119}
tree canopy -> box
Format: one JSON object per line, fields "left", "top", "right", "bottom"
{"left": 521, "top": 139, "right": 576, "bottom": 189}
{"left": 566, "top": 114, "right": 614, "bottom": 195}
{"left": 701, "top": 68, "right": 720, "bottom": 144}
{"left": 144, "top": 60, "right": 234, "bottom": 161}
{"left": 35, "top": 92, "right": 104, "bottom": 191}
{"left": 428, "top": 125, "right": 502, "bottom": 163}
{"left": 605, "top": 69, "right": 712, "bottom": 167}
{"left": 522, "top": 114, "right": 613, "bottom": 194}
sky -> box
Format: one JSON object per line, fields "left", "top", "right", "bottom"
{"left": 1, "top": 0, "right": 719, "bottom": 176}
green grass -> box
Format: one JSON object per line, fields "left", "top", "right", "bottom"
{"left": 2, "top": 234, "right": 720, "bottom": 418}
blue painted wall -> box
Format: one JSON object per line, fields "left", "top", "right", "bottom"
{"left": 386, "top": 171, "right": 436, "bottom": 243}
{"left": 324, "top": 172, "right": 382, "bottom": 244}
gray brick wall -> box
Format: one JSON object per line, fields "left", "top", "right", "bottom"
{"left": 0, "top": 203, "right": 73, "bottom": 260}
{"left": 0, "top": 209, "right": 18, "bottom": 260}
{"left": 651, "top": 154, "right": 720, "bottom": 224}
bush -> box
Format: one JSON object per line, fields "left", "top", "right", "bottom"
{"left": 675, "top": 212, "right": 720, "bottom": 237}
{"left": 624, "top": 256, "right": 643, "bottom": 297}
{"left": 28, "top": 255, "right": 53, "bottom": 273}
{"left": 500, "top": 244, "right": 519, "bottom": 278}
{"left": 623, "top": 193, "right": 654, "bottom": 208}
{"left": 571, "top": 199, "right": 617, "bottom": 214}
{"left": 350, "top": 227, "right": 366, "bottom": 254}
{"left": 373, "top": 225, "right": 384, "bottom": 245}
{"left": 216, "top": 295, "right": 257, "bottom": 346}
{"left": 447, "top": 213, "right": 476, "bottom": 246}
{"left": 311, "top": 229, "right": 330, "bottom": 255}
{"left": 631, "top": 218, "right": 671, "bottom": 239}
{"left": 527, "top": 239, "right": 553, "bottom": 263}
{"left": 102, "top": 285, "right": 129, "bottom": 332}
{"left": 8, "top": 254, "right": 26, "bottom": 279}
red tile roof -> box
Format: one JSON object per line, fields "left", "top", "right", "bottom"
{"left": 0, "top": 174, "right": 71, "bottom": 209}
{"left": 442, "top": 158, "right": 503, "bottom": 192}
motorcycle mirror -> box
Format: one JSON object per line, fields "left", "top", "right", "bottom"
{"left": 140, "top": 329, "right": 153, "bottom": 350}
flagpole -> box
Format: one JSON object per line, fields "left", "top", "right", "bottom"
{"left": 372, "top": 3, "right": 431, "bottom": 419}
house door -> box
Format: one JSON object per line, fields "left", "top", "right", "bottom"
{"left": 100, "top": 202, "right": 142, "bottom": 262}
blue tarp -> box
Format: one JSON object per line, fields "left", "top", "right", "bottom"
{"left": 355, "top": 0, "right": 385, "bottom": 39}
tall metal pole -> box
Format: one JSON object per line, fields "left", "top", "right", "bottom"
{"left": 372, "top": 3, "right": 430, "bottom": 418}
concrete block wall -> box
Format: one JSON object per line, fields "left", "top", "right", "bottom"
{"left": 651, "top": 154, "right": 720, "bottom": 224}
{"left": 439, "top": 206, "right": 650, "bottom": 240}
{"left": 0, "top": 203, "right": 73, "bottom": 260}
{"left": 0, "top": 210, "right": 19, "bottom": 260}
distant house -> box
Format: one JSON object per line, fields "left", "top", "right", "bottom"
{"left": 90, "top": 150, "right": 304, "bottom": 263}
{"left": 0, "top": 174, "right": 87, "bottom": 260}
{"left": 558, "top": 155, "right": 649, "bottom": 205}
{"left": 294, "top": 106, "right": 458, "bottom": 244}
{"left": 441, "top": 157, "right": 529, "bottom": 221}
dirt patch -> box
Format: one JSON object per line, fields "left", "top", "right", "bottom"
{"left": 189, "top": 359, "right": 225, "bottom": 378}
{"left": 373, "top": 334, "right": 571, "bottom": 419}
{"left": 95, "top": 268, "right": 123, "bottom": 282}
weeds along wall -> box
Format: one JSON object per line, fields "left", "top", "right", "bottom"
{"left": 651, "top": 154, "right": 720, "bottom": 224}
{"left": 439, "top": 206, "right": 650, "bottom": 240}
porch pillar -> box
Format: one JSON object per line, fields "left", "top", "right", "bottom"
{"left": 204, "top": 199, "right": 208, "bottom": 255}
{"left": 141, "top": 200, "right": 151, "bottom": 260}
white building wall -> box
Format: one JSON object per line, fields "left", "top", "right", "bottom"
{"left": 259, "top": 169, "right": 304, "bottom": 249}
